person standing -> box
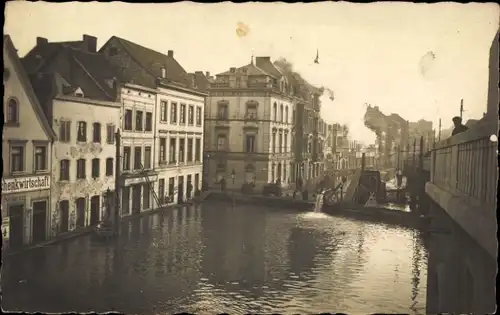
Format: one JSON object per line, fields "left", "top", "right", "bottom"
{"left": 451, "top": 116, "right": 469, "bottom": 136}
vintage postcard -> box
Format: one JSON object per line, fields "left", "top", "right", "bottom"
{"left": 2, "top": 1, "right": 498, "bottom": 314}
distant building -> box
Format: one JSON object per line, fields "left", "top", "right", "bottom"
{"left": 2, "top": 35, "right": 57, "bottom": 250}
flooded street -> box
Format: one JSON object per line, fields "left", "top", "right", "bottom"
{"left": 2, "top": 203, "right": 428, "bottom": 314}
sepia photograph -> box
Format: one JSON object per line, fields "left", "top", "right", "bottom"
{"left": 2, "top": 1, "right": 499, "bottom": 314}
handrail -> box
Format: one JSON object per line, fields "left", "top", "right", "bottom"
{"left": 138, "top": 162, "right": 162, "bottom": 208}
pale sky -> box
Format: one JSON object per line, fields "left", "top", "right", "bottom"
{"left": 5, "top": 1, "right": 499, "bottom": 144}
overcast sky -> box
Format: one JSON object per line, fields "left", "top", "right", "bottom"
{"left": 5, "top": 1, "right": 499, "bottom": 144}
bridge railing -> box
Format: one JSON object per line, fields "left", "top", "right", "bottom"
{"left": 430, "top": 117, "right": 498, "bottom": 207}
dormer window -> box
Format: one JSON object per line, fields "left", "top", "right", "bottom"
{"left": 242, "top": 68, "right": 247, "bottom": 74}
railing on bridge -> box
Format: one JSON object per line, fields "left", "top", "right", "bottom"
{"left": 430, "top": 117, "right": 498, "bottom": 207}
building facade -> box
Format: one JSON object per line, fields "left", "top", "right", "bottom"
{"left": 155, "top": 80, "right": 205, "bottom": 205}
{"left": 2, "top": 35, "right": 56, "bottom": 250}
{"left": 22, "top": 36, "right": 124, "bottom": 235}
{"left": 99, "top": 36, "right": 205, "bottom": 205}
{"left": 204, "top": 57, "right": 296, "bottom": 191}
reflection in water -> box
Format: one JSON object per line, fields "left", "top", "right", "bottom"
{"left": 2, "top": 203, "right": 427, "bottom": 314}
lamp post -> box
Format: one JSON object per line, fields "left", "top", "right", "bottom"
{"left": 114, "top": 128, "right": 121, "bottom": 236}
{"left": 231, "top": 169, "right": 236, "bottom": 206}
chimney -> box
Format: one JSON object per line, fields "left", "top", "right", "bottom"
{"left": 255, "top": 56, "right": 271, "bottom": 66}
{"left": 167, "top": 50, "right": 174, "bottom": 58}
{"left": 230, "top": 67, "right": 236, "bottom": 73}
{"left": 37, "top": 37, "right": 48, "bottom": 46}
{"left": 82, "top": 34, "right": 97, "bottom": 52}
{"left": 205, "top": 71, "right": 210, "bottom": 77}
{"left": 161, "top": 66, "right": 167, "bottom": 79}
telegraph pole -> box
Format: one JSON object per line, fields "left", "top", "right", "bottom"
{"left": 460, "top": 99, "right": 464, "bottom": 119}
{"left": 114, "top": 129, "right": 122, "bottom": 236}
{"left": 438, "top": 118, "right": 442, "bottom": 141}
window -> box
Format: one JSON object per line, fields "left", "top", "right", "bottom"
{"left": 285, "top": 107, "right": 289, "bottom": 123}
{"left": 124, "top": 109, "right": 133, "bottom": 130}
{"left": 106, "top": 158, "right": 113, "bottom": 176}
{"left": 279, "top": 133, "right": 283, "bottom": 153}
{"left": 145, "top": 112, "right": 153, "bottom": 131}
{"left": 280, "top": 104, "right": 284, "bottom": 122}
{"left": 188, "top": 105, "right": 194, "bottom": 125}
{"left": 179, "top": 139, "right": 185, "bottom": 163}
{"left": 144, "top": 146, "right": 151, "bottom": 169}
{"left": 123, "top": 146, "right": 131, "bottom": 171}
{"left": 292, "top": 110, "right": 296, "bottom": 124}
{"left": 284, "top": 133, "right": 288, "bottom": 153}
{"left": 168, "top": 177, "right": 175, "bottom": 198}
{"left": 134, "top": 147, "right": 142, "bottom": 169}
{"left": 272, "top": 132, "right": 276, "bottom": 153}
{"left": 160, "top": 101, "right": 168, "bottom": 122}
{"left": 180, "top": 104, "right": 186, "bottom": 124}
{"left": 217, "top": 134, "right": 227, "bottom": 151}
{"left": 169, "top": 138, "right": 176, "bottom": 163}
{"left": 273, "top": 102, "right": 277, "bottom": 121}
{"left": 158, "top": 179, "right": 165, "bottom": 204}
{"left": 217, "top": 104, "right": 228, "bottom": 120}
{"left": 196, "top": 106, "right": 202, "bottom": 125}
{"left": 187, "top": 138, "right": 193, "bottom": 162}
{"left": 76, "top": 159, "right": 86, "bottom": 179}
{"left": 136, "top": 111, "right": 143, "bottom": 131}
{"left": 106, "top": 124, "right": 115, "bottom": 144}
{"left": 34, "top": 145, "right": 47, "bottom": 171}
{"left": 10, "top": 145, "right": 24, "bottom": 173}
{"left": 59, "top": 120, "right": 71, "bottom": 142}
{"left": 195, "top": 139, "right": 201, "bottom": 162}
{"left": 60, "top": 159, "right": 70, "bottom": 180}
{"left": 246, "top": 104, "right": 257, "bottom": 120}
{"left": 75, "top": 198, "right": 86, "bottom": 228}
{"left": 92, "top": 158, "right": 100, "bottom": 178}
{"left": 170, "top": 102, "right": 178, "bottom": 124}
{"left": 77, "top": 121, "right": 87, "bottom": 142}
{"left": 245, "top": 135, "right": 256, "bottom": 153}
{"left": 195, "top": 173, "right": 200, "bottom": 191}
{"left": 93, "top": 122, "right": 101, "bottom": 143}
{"left": 159, "top": 138, "right": 167, "bottom": 163}
{"left": 6, "top": 98, "right": 18, "bottom": 123}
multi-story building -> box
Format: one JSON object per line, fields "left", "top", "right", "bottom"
{"left": 204, "top": 57, "right": 296, "bottom": 190}
{"left": 99, "top": 36, "right": 205, "bottom": 205}
{"left": 2, "top": 35, "right": 56, "bottom": 250}
{"left": 23, "top": 35, "right": 122, "bottom": 234}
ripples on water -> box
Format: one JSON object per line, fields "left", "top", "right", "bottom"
{"left": 2, "top": 203, "right": 428, "bottom": 314}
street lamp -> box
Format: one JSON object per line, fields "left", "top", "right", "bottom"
{"left": 231, "top": 168, "right": 236, "bottom": 185}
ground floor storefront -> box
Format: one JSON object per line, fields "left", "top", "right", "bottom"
{"left": 1, "top": 175, "right": 51, "bottom": 251}
{"left": 156, "top": 164, "right": 203, "bottom": 206}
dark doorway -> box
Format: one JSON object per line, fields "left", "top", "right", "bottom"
{"left": 122, "top": 187, "right": 130, "bottom": 215}
{"left": 76, "top": 198, "right": 86, "bottom": 228}
{"left": 90, "top": 195, "right": 100, "bottom": 226}
{"left": 187, "top": 175, "right": 192, "bottom": 200}
{"left": 59, "top": 200, "right": 69, "bottom": 233}
{"left": 8, "top": 204, "right": 24, "bottom": 249}
{"left": 132, "top": 185, "right": 141, "bottom": 214}
{"left": 32, "top": 200, "right": 48, "bottom": 244}
{"left": 177, "top": 176, "right": 184, "bottom": 204}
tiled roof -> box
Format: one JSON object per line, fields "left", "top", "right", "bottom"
{"left": 188, "top": 72, "right": 211, "bottom": 91}
{"left": 255, "top": 58, "right": 283, "bottom": 78}
{"left": 4, "top": 35, "right": 57, "bottom": 140}
{"left": 216, "top": 63, "right": 274, "bottom": 77}
{"left": 22, "top": 40, "right": 86, "bottom": 75}
{"left": 107, "top": 36, "right": 190, "bottom": 87}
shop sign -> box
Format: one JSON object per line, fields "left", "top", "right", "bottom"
{"left": 1, "top": 217, "right": 9, "bottom": 240}
{"left": 2, "top": 175, "right": 51, "bottom": 195}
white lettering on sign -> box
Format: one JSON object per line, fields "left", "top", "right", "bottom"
{"left": 2, "top": 175, "right": 51, "bottom": 194}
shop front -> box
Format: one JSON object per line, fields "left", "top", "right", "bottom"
{"left": 1, "top": 175, "right": 51, "bottom": 250}
{"left": 120, "top": 172, "right": 158, "bottom": 217}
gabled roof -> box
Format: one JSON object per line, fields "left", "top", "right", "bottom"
{"left": 255, "top": 57, "right": 284, "bottom": 79}
{"left": 100, "top": 36, "right": 190, "bottom": 87}
{"left": 216, "top": 63, "right": 274, "bottom": 77}
{"left": 4, "top": 35, "right": 56, "bottom": 140}
{"left": 22, "top": 39, "right": 87, "bottom": 75}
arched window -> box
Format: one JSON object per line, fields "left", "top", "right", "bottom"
{"left": 285, "top": 106, "right": 289, "bottom": 124}
{"left": 280, "top": 104, "right": 284, "bottom": 123}
{"left": 7, "top": 98, "right": 19, "bottom": 123}
{"left": 273, "top": 102, "right": 277, "bottom": 122}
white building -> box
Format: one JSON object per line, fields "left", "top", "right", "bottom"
{"left": 118, "top": 83, "right": 158, "bottom": 216}
{"left": 155, "top": 80, "right": 205, "bottom": 204}
{"left": 2, "top": 35, "right": 56, "bottom": 250}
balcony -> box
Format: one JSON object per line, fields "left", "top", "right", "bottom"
{"left": 243, "top": 113, "right": 259, "bottom": 129}
{"left": 211, "top": 82, "right": 230, "bottom": 88}
{"left": 247, "top": 82, "right": 271, "bottom": 89}
{"left": 214, "top": 115, "right": 230, "bottom": 128}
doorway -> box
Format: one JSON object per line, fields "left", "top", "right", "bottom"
{"left": 90, "top": 195, "right": 100, "bottom": 226}
{"left": 177, "top": 176, "right": 184, "bottom": 204}
{"left": 75, "top": 198, "right": 86, "bottom": 228}
{"left": 122, "top": 187, "right": 130, "bottom": 215}
{"left": 59, "top": 200, "right": 69, "bottom": 233}
{"left": 132, "top": 185, "right": 141, "bottom": 214}
{"left": 8, "top": 204, "right": 24, "bottom": 249}
{"left": 187, "top": 175, "right": 192, "bottom": 200}
{"left": 32, "top": 200, "right": 47, "bottom": 244}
